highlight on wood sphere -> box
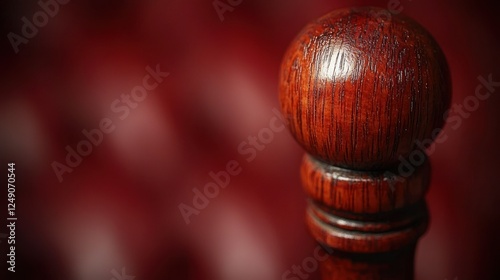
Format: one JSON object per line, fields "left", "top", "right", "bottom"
{"left": 279, "top": 7, "right": 451, "bottom": 170}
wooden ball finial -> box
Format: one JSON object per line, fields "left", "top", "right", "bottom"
{"left": 279, "top": 7, "right": 451, "bottom": 280}
{"left": 279, "top": 7, "right": 451, "bottom": 170}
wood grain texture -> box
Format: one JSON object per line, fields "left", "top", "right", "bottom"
{"left": 279, "top": 7, "right": 451, "bottom": 170}
{"left": 307, "top": 201, "right": 428, "bottom": 253}
{"left": 320, "top": 245, "right": 416, "bottom": 280}
{"left": 278, "top": 6, "right": 451, "bottom": 280}
{"left": 301, "top": 155, "right": 430, "bottom": 214}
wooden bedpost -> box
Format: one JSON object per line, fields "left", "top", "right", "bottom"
{"left": 279, "top": 7, "right": 451, "bottom": 279}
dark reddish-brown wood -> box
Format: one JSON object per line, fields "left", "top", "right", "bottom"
{"left": 279, "top": 7, "right": 451, "bottom": 280}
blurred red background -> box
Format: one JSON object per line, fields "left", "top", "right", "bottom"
{"left": 0, "top": 0, "right": 499, "bottom": 279}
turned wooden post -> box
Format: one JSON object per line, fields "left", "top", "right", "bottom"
{"left": 279, "top": 7, "right": 451, "bottom": 280}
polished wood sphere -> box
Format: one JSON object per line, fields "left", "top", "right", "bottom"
{"left": 279, "top": 7, "right": 451, "bottom": 170}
